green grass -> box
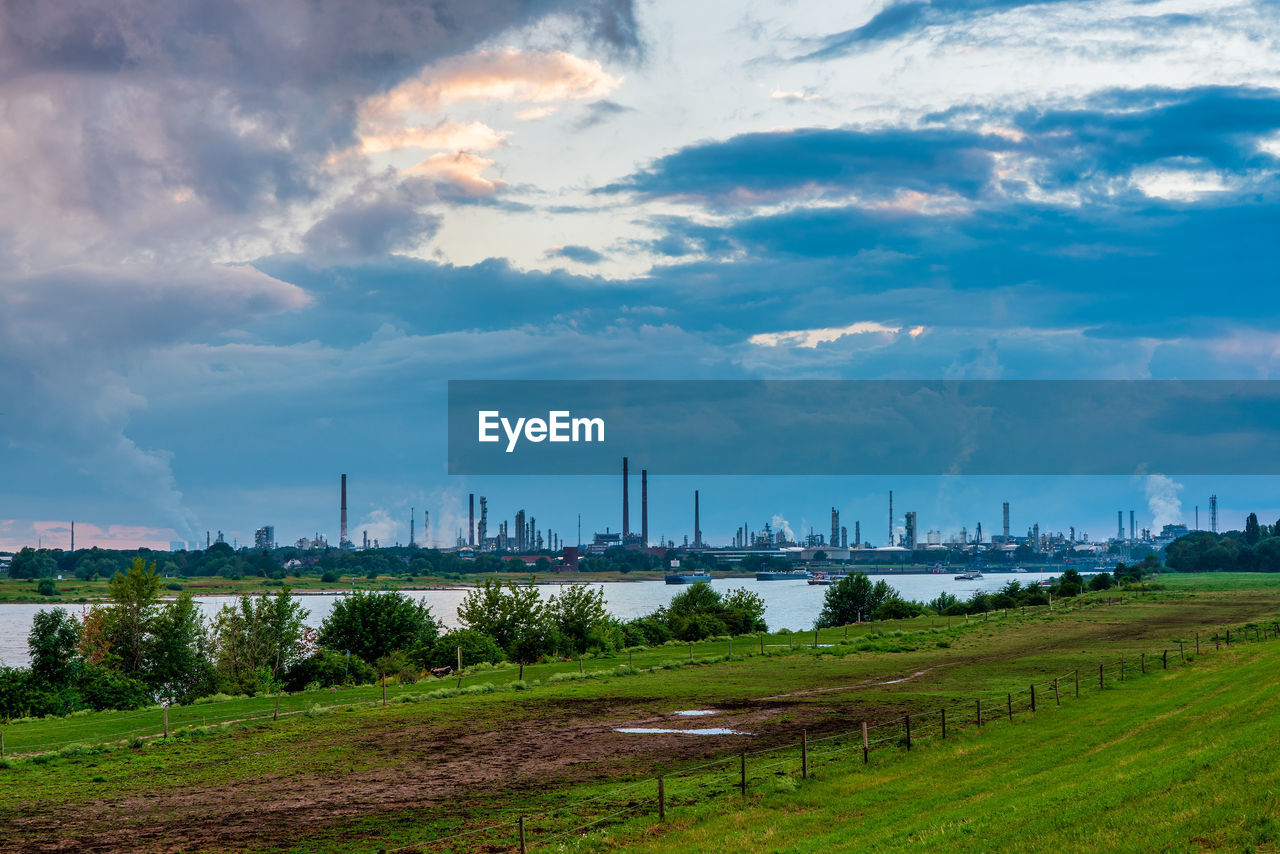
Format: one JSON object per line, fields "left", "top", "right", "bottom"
{"left": 593, "top": 634, "right": 1280, "bottom": 854}
{"left": 0, "top": 579, "right": 1277, "bottom": 852}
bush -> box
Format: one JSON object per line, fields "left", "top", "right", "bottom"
{"left": 413, "top": 629, "right": 505, "bottom": 670}
{"left": 37, "top": 578, "right": 58, "bottom": 596}
{"left": 284, "top": 649, "right": 376, "bottom": 691}
{"left": 321, "top": 570, "right": 340, "bottom": 584}
{"left": 871, "top": 597, "right": 925, "bottom": 621}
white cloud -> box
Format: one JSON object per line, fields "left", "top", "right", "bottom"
{"left": 748, "top": 321, "right": 905, "bottom": 349}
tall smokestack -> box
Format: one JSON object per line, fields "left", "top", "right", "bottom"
{"left": 622, "top": 457, "right": 630, "bottom": 538}
{"left": 889, "top": 491, "right": 894, "bottom": 547}
{"left": 1129, "top": 510, "right": 1135, "bottom": 541}
{"left": 70, "top": 520, "right": 74, "bottom": 554}
{"left": 1117, "top": 510, "right": 1124, "bottom": 540}
{"left": 855, "top": 521, "right": 860, "bottom": 548}
{"left": 831, "top": 508, "right": 839, "bottom": 551}
{"left": 469, "top": 494, "right": 475, "bottom": 547}
{"left": 694, "top": 489, "right": 701, "bottom": 548}
{"left": 340, "top": 474, "right": 348, "bottom": 547}
{"left": 410, "top": 508, "right": 415, "bottom": 547}
{"left": 641, "top": 469, "right": 648, "bottom": 546}
{"left": 1002, "top": 502, "right": 1010, "bottom": 539}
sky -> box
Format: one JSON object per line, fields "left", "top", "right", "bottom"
{"left": 2, "top": 0, "right": 1280, "bottom": 551}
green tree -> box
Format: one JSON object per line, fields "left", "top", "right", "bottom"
{"left": 457, "top": 579, "right": 546, "bottom": 656}
{"left": 146, "top": 592, "right": 214, "bottom": 704}
{"left": 546, "top": 584, "right": 610, "bottom": 655}
{"left": 213, "top": 586, "right": 311, "bottom": 692}
{"left": 722, "top": 587, "right": 767, "bottom": 634}
{"left": 37, "top": 577, "right": 57, "bottom": 596}
{"left": 1245, "top": 513, "right": 1261, "bottom": 545}
{"left": 9, "top": 547, "right": 57, "bottom": 579}
{"left": 815, "top": 573, "right": 896, "bottom": 627}
{"left": 415, "top": 628, "right": 506, "bottom": 670}
{"left": 28, "top": 609, "right": 81, "bottom": 689}
{"left": 1089, "top": 572, "right": 1114, "bottom": 591}
{"left": 108, "top": 558, "right": 163, "bottom": 676}
{"left": 317, "top": 590, "right": 435, "bottom": 666}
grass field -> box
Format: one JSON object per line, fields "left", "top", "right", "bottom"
{"left": 0, "top": 574, "right": 1276, "bottom": 852}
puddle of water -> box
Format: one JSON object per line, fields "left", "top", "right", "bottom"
{"left": 673, "top": 710, "right": 717, "bottom": 716}
{"left": 616, "top": 727, "right": 749, "bottom": 736}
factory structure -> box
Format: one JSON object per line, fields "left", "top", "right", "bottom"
{"left": 191, "top": 463, "right": 1202, "bottom": 570}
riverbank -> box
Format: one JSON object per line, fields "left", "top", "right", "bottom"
{"left": 0, "top": 575, "right": 1276, "bottom": 852}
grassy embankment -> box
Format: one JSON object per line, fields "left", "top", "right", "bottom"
{"left": 0, "top": 574, "right": 1275, "bottom": 852}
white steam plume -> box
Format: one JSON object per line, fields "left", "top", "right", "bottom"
{"left": 1145, "top": 474, "right": 1183, "bottom": 531}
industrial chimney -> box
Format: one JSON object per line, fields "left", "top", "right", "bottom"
{"left": 641, "top": 468, "right": 648, "bottom": 547}
{"left": 622, "top": 457, "right": 630, "bottom": 538}
{"left": 340, "top": 474, "right": 348, "bottom": 547}
{"left": 469, "top": 494, "right": 475, "bottom": 547}
{"left": 1002, "top": 502, "right": 1010, "bottom": 539}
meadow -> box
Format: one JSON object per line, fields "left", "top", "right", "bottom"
{"left": 0, "top": 573, "right": 1275, "bottom": 852}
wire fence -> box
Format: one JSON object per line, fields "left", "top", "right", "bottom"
{"left": 379, "top": 616, "right": 1280, "bottom": 853}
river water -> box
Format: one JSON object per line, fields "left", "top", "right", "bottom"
{"left": 0, "top": 570, "right": 1084, "bottom": 667}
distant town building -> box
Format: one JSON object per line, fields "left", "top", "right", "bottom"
{"left": 254, "top": 525, "right": 275, "bottom": 551}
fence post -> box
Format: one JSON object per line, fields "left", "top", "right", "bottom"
{"left": 803, "top": 729, "right": 809, "bottom": 776}
{"left": 760, "top": 632, "right": 765, "bottom": 654}
{"left": 729, "top": 637, "right": 732, "bottom": 658}
{"left": 789, "top": 634, "right": 793, "bottom": 651}
{"left": 905, "top": 716, "right": 911, "bottom": 750}
{"left": 1054, "top": 678, "right": 1060, "bottom": 706}
{"left": 1007, "top": 693, "right": 1013, "bottom": 721}
{"left": 862, "top": 721, "right": 869, "bottom": 762}
{"left": 1141, "top": 653, "right": 1146, "bottom": 675}
{"left": 1099, "top": 663, "right": 1104, "bottom": 689}
{"left": 1030, "top": 684, "right": 1036, "bottom": 712}
{"left": 1226, "top": 628, "right": 1231, "bottom": 647}
{"left": 382, "top": 674, "right": 387, "bottom": 706}
{"left": 658, "top": 776, "right": 665, "bottom": 821}
{"left": 740, "top": 750, "right": 747, "bottom": 795}
{"left": 1162, "top": 650, "right": 1167, "bottom": 669}
{"left": 519, "top": 815, "right": 526, "bottom": 854}
{"left": 274, "top": 690, "right": 280, "bottom": 721}
{"left": 520, "top": 662, "right": 525, "bottom": 681}
{"left": 580, "top": 657, "right": 585, "bottom": 673}
{"left": 457, "top": 647, "right": 463, "bottom": 689}
{"left": 1121, "top": 657, "right": 1125, "bottom": 681}
{"left": 1074, "top": 669, "right": 1079, "bottom": 699}
{"left": 163, "top": 705, "right": 169, "bottom": 738}
{"left": 845, "top": 625, "right": 849, "bottom": 641}
{"left": 1179, "top": 641, "right": 1184, "bottom": 662}
{"left": 1196, "top": 632, "right": 1200, "bottom": 655}
{"left": 628, "top": 651, "right": 632, "bottom": 668}
{"left": 814, "top": 629, "right": 818, "bottom": 649}
{"left": 941, "top": 708, "right": 947, "bottom": 739}
{"left": 977, "top": 698, "right": 983, "bottom": 727}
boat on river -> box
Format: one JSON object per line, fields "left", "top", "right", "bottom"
{"left": 954, "top": 569, "right": 984, "bottom": 580}
{"left": 665, "top": 570, "right": 712, "bottom": 584}
{"left": 757, "top": 569, "right": 810, "bottom": 581}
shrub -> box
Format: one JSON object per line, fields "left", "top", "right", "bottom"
{"left": 321, "top": 570, "right": 340, "bottom": 584}
{"left": 37, "top": 578, "right": 58, "bottom": 596}
{"left": 285, "top": 649, "right": 377, "bottom": 691}
{"left": 413, "top": 629, "right": 505, "bottom": 670}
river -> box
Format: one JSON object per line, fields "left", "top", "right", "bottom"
{"left": 0, "top": 570, "right": 1086, "bottom": 667}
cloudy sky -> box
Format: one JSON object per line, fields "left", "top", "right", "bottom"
{"left": 3, "top": 0, "right": 1279, "bottom": 552}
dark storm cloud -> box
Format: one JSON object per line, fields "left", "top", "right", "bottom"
{"left": 602, "top": 86, "right": 1280, "bottom": 209}
{"left": 795, "top": 0, "right": 1112, "bottom": 59}
{"left": 573, "top": 99, "right": 635, "bottom": 130}
{"left": 545, "top": 244, "right": 607, "bottom": 264}
{"left": 599, "top": 126, "right": 1012, "bottom": 206}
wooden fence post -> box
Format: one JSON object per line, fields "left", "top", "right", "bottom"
{"left": 740, "top": 751, "right": 747, "bottom": 795}
{"left": 941, "top": 708, "right": 947, "bottom": 740}
{"left": 658, "top": 776, "right": 665, "bottom": 821}
{"left": 519, "top": 815, "right": 526, "bottom": 854}
{"left": 803, "top": 729, "right": 809, "bottom": 775}
{"left": 813, "top": 629, "right": 818, "bottom": 649}
{"left": 456, "top": 647, "right": 462, "bottom": 689}
{"left": 1054, "top": 678, "right": 1060, "bottom": 706}
{"left": 1162, "top": 650, "right": 1167, "bottom": 669}
{"left": 1179, "top": 641, "right": 1185, "bottom": 662}
{"left": 760, "top": 632, "right": 765, "bottom": 654}
{"left": 976, "top": 698, "right": 983, "bottom": 727}
{"left": 628, "top": 651, "right": 632, "bottom": 668}
{"left": 905, "top": 716, "right": 911, "bottom": 750}
{"left": 163, "top": 705, "right": 169, "bottom": 738}
{"left": 1007, "top": 693, "right": 1013, "bottom": 721}
{"left": 1074, "top": 669, "right": 1079, "bottom": 698}
{"left": 1030, "top": 684, "right": 1036, "bottom": 712}
{"left": 580, "top": 657, "right": 584, "bottom": 673}
{"left": 1196, "top": 632, "right": 1200, "bottom": 655}
{"left": 862, "top": 721, "right": 869, "bottom": 762}
{"left": 382, "top": 674, "right": 386, "bottom": 706}
{"left": 274, "top": 690, "right": 280, "bottom": 721}
{"left": 789, "top": 634, "right": 793, "bottom": 651}
{"left": 519, "top": 662, "right": 524, "bottom": 681}
{"left": 1121, "top": 657, "right": 1125, "bottom": 681}
{"left": 1099, "top": 663, "right": 1104, "bottom": 689}
{"left": 1141, "top": 653, "right": 1146, "bottom": 675}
